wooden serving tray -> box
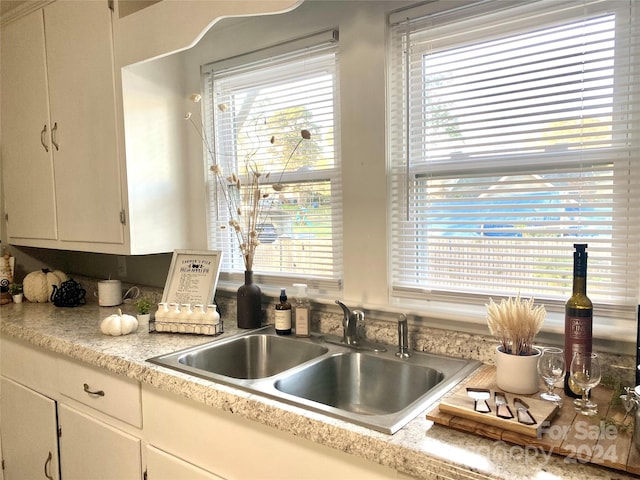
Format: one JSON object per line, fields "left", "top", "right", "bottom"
{"left": 427, "top": 365, "right": 640, "bottom": 475}
{"left": 438, "top": 386, "right": 559, "bottom": 437}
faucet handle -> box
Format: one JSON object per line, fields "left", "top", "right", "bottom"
{"left": 352, "top": 309, "right": 365, "bottom": 325}
{"left": 335, "top": 300, "right": 351, "bottom": 328}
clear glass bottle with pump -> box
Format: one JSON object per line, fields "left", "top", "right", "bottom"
{"left": 293, "top": 283, "right": 311, "bottom": 337}
{"left": 275, "top": 288, "right": 292, "bottom": 335}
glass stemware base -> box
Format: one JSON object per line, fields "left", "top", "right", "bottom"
{"left": 573, "top": 396, "right": 598, "bottom": 416}
{"left": 540, "top": 387, "right": 562, "bottom": 402}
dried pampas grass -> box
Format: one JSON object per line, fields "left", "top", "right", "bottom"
{"left": 486, "top": 294, "right": 545, "bottom": 356}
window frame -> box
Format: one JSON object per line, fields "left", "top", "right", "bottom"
{"left": 387, "top": 0, "right": 640, "bottom": 330}
{"left": 201, "top": 32, "right": 343, "bottom": 293}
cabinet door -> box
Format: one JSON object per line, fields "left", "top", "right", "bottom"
{"left": 0, "top": 378, "right": 60, "bottom": 480}
{"left": 0, "top": 10, "right": 58, "bottom": 241}
{"left": 146, "top": 445, "right": 225, "bottom": 480}
{"left": 44, "top": 0, "right": 124, "bottom": 245}
{"left": 58, "top": 404, "right": 141, "bottom": 480}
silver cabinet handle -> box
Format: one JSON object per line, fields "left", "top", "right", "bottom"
{"left": 83, "top": 383, "right": 105, "bottom": 397}
{"left": 40, "top": 124, "right": 49, "bottom": 152}
{"left": 51, "top": 122, "right": 59, "bottom": 151}
{"left": 44, "top": 451, "right": 53, "bottom": 480}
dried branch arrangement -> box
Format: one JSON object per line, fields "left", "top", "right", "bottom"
{"left": 184, "top": 94, "right": 310, "bottom": 271}
{"left": 486, "top": 294, "right": 546, "bottom": 356}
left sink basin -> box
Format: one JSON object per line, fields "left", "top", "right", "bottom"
{"left": 148, "top": 331, "right": 328, "bottom": 380}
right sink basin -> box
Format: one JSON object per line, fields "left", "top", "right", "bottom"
{"left": 274, "top": 352, "right": 443, "bottom": 416}
{"left": 272, "top": 348, "right": 480, "bottom": 433}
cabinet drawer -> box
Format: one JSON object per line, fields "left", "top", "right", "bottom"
{"left": 1, "top": 337, "right": 58, "bottom": 396}
{"left": 58, "top": 358, "right": 142, "bottom": 428}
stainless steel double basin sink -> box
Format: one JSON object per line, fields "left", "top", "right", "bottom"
{"left": 148, "top": 327, "right": 480, "bottom": 434}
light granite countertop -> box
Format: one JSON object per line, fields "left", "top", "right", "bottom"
{"left": 0, "top": 301, "right": 634, "bottom": 480}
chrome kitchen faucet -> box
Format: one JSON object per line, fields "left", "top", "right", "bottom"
{"left": 333, "top": 300, "right": 386, "bottom": 352}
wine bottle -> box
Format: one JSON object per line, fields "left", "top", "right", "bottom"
{"left": 564, "top": 243, "right": 593, "bottom": 398}
{"left": 275, "top": 288, "right": 292, "bottom": 335}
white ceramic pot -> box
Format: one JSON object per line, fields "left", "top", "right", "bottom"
{"left": 11, "top": 293, "right": 23, "bottom": 304}
{"left": 495, "top": 345, "right": 541, "bottom": 394}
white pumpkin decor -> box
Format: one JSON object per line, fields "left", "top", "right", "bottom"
{"left": 23, "top": 269, "right": 69, "bottom": 303}
{"left": 100, "top": 309, "right": 138, "bottom": 336}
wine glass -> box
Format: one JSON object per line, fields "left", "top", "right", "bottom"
{"left": 537, "top": 347, "right": 565, "bottom": 403}
{"left": 570, "top": 352, "right": 601, "bottom": 416}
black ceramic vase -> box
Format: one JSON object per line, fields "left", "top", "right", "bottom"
{"left": 237, "top": 270, "right": 262, "bottom": 328}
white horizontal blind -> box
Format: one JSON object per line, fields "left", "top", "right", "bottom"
{"left": 203, "top": 40, "right": 342, "bottom": 290}
{"left": 389, "top": 0, "right": 640, "bottom": 319}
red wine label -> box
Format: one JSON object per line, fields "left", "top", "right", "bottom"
{"left": 567, "top": 316, "right": 591, "bottom": 339}
{"left": 565, "top": 315, "right": 592, "bottom": 365}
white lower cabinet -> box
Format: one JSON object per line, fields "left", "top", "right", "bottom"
{"left": 58, "top": 404, "right": 142, "bottom": 480}
{"left": 145, "top": 445, "right": 224, "bottom": 480}
{"left": 1, "top": 337, "right": 404, "bottom": 479}
{"left": 142, "top": 384, "right": 400, "bottom": 479}
{"left": 0, "top": 338, "right": 143, "bottom": 480}
{"left": 0, "top": 378, "right": 60, "bottom": 480}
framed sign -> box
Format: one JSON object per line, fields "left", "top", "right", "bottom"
{"left": 161, "top": 250, "right": 222, "bottom": 305}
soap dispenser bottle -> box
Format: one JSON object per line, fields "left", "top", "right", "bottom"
{"left": 275, "top": 288, "right": 292, "bottom": 335}
{"left": 293, "top": 283, "right": 311, "bottom": 337}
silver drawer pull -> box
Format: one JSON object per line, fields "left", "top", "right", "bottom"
{"left": 40, "top": 124, "right": 49, "bottom": 152}
{"left": 51, "top": 122, "right": 59, "bottom": 151}
{"left": 83, "top": 383, "right": 105, "bottom": 397}
{"left": 44, "top": 451, "right": 53, "bottom": 480}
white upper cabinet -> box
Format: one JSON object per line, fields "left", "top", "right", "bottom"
{"left": 1, "top": 9, "right": 58, "bottom": 241}
{"left": 45, "top": 0, "right": 124, "bottom": 245}
{"left": 1, "top": 1, "right": 124, "bottom": 251}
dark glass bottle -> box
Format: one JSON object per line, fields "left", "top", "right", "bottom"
{"left": 275, "top": 288, "right": 292, "bottom": 335}
{"left": 564, "top": 244, "right": 593, "bottom": 398}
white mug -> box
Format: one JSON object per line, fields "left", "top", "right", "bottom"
{"left": 97, "top": 280, "right": 122, "bottom": 306}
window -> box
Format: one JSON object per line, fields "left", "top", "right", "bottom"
{"left": 203, "top": 33, "right": 342, "bottom": 291}
{"left": 388, "top": 1, "right": 640, "bottom": 322}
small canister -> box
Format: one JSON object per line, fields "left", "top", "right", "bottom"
{"left": 97, "top": 280, "right": 122, "bottom": 306}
